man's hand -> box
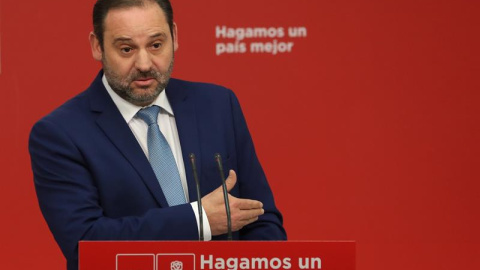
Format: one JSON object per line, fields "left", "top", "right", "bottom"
{"left": 201, "top": 170, "right": 264, "bottom": 236}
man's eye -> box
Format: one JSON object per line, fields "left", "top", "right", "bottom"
{"left": 152, "top": 43, "right": 162, "bottom": 49}
{"left": 121, "top": 47, "right": 132, "bottom": 53}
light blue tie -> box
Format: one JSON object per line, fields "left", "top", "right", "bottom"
{"left": 136, "top": 105, "right": 186, "bottom": 206}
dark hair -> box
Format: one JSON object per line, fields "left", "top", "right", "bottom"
{"left": 93, "top": 0, "right": 174, "bottom": 49}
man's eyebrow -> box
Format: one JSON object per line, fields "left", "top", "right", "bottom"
{"left": 149, "top": 32, "right": 167, "bottom": 39}
{"left": 112, "top": 33, "right": 167, "bottom": 44}
{"left": 113, "top": 37, "right": 133, "bottom": 44}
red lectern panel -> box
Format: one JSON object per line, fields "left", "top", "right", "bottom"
{"left": 79, "top": 241, "right": 355, "bottom": 270}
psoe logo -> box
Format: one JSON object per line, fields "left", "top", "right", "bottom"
{"left": 171, "top": 260, "right": 183, "bottom": 270}
{"left": 158, "top": 254, "right": 195, "bottom": 270}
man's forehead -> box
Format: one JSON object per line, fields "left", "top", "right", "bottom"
{"left": 103, "top": 3, "right": 170, "bottom": 36}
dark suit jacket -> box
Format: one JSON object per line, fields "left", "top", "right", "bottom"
{"left": 29, "top": 71, "right": 286, "bottom": 270}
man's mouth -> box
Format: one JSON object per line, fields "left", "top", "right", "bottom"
{"left": 133, "top": 77, "right": 155, "bottom": 87}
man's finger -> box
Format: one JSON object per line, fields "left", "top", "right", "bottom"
{"left": 239, "top": 208, "right": 264, "bottom": 221}
{"left": 233, "top": 216, "right": 260, "bottom": 231}
{"left": 235, "top": 198, "right": 263, "bottom": 210}
{"left": 243, "top": 216, "right": 260, "bottom": 225}
{"left": 225, "top": 170, "right": 237, "bottom": 192}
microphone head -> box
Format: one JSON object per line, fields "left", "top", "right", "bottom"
{"left": 214, "top": 153, "right": 222, "bottom": 163}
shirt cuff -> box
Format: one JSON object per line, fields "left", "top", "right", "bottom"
{"left": 190, "top": 202, "right": 212, "bottom": 241}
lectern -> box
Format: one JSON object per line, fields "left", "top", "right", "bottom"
{"left": 79, "top": 241, "right": 355, "bottom": 270}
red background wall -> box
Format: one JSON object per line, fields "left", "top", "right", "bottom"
{"left": 1, "top": 0, "right": 479, "bottom": 269}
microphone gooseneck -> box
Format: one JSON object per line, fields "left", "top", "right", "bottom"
{"left": 215, "top": 153, "right": 232, "bottom": 240}
{"left": 189, "top": 153, "right": 204, "bottom": 241}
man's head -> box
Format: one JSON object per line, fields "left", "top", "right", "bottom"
{"left": 89, "top": 0, "right": 178, "bottom": 106}
{"left": 93, "top": 0, "right": 174, "bottom": 50}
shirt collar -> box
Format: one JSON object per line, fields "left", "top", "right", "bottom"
{"left": 102, "top": 74, "right": 174, "bottom": 123}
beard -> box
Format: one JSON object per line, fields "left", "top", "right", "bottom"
{"left": 102, "top": 57, "right": 174, "bottom": 106}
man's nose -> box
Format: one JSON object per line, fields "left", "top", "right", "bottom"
{"left": 134, "top": 49, "right": 153, "bottom": 72}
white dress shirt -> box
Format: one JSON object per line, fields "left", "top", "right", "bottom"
{"left": 102, "top": 75, "right": 211, "bottom": 240}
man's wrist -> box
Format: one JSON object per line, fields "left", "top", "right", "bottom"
{"left": 190, "top": 202, "right": 212, "bottom": 241}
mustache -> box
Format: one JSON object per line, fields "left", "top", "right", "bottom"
{"left": 129, "top": 70, "right": 160, "bottom": 80}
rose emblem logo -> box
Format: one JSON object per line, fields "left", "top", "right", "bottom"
{"left": 171, "top": 260, "right": 183, "bottom": 270}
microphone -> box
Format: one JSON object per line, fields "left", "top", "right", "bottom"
{"left": 189, "top": 153, "right": 204, "bottom": 241}
{"left": 214, "top": 153, "right": 232, "bottom": 240}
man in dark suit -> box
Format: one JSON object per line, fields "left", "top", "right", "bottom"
{"left": 29, "top": 1, "right": 286, "bottom": 269}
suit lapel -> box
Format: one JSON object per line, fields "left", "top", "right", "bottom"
{"left": 166, "top": 79, "right": 203, "bottom": 202}
{"left": 87, "top": 72, "right": 169, "bottom": 207}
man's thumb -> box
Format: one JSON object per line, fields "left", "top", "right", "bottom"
{"left": 225, "top": 170, "right": 237, "bottom": 192}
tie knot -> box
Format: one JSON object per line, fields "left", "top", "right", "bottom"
{"left": 136, "top": 105, "right": 160, "bottom": 126}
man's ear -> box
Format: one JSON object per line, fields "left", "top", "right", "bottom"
{"left": 172, "top": 22, "right": 179, "bottom": 52}
{"left": 89, "top": 32, "right": 103, "bottom": 61}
